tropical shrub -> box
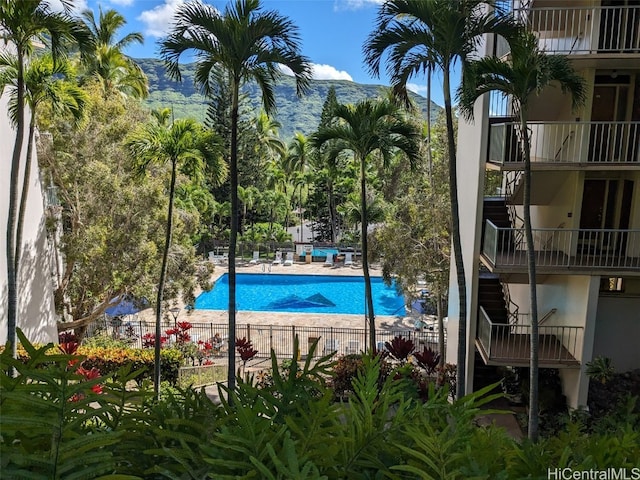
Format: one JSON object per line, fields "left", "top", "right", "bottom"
{"left": 4, "top": 331, "right": 638, "bottom": 478}
{"left": 385, "top": 335, "right": 415, "bottom": 363}
{"left": 77, "top": 345, "right": 182, "bottom": 385}
{"left": 0, "top": 330, "right": 148, "bottom": 479}
{"left": 586, "top": 355, "right": 615, "bottom": 384}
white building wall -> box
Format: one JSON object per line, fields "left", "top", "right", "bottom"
{"left": 509, "top": 274, "right": 600, "bottom": 408}
{"left": 592, "top": 295, "right": 640, "bottom": 373}
{"left": 448, "top": 75, "right": 492, "bottom": 395}
{"left": 0, "top": 81, "right": 58, "bottom": 345}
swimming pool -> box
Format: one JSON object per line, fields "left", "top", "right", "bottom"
{"left": 194, "top": 273, "right": 405, "bottom": 315}
{"left": 298, "top": 248, "right": 338, "bottom": 258}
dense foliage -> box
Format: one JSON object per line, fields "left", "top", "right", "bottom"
{"left": 38, "top": 87, "right": 212, "bottom": 329}
{"left": 2, "top": 332, "right": 639, "bottom": 479}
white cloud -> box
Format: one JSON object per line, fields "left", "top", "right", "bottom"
{"left": 334, "top": 0, "right": 384, "bottom": 11}
{"left": 138, "top": 0, "right": 185, "bottom": 38}
{"left": 311, "top": 64, "right": 353, "bottom": 81}
{"left": 109, "top": 0, "right": 135, "bottom": 6}
{"left": 407, "top": 83, "right": 428, "bottom": 96}
{"left": 49, "top": 0, "right": 88, "bottom": 15}
{"left": 280, "top": 63, "right": 353, "bottom": 81}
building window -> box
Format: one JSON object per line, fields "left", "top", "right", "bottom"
{"left": 600, "top": 277, "right": 625, "bottom": 293}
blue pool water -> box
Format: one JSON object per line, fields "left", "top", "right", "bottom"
{"left": 299, "top": 248, "right": 338, "bottom": 258}
{"left": 194, "top": 273, "right": 405, "bottom": 315}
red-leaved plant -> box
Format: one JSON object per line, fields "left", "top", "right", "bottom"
{"left": 166, "top": 321, "right": 192, "bottom": 345}
{"left": 413, "top": 347, "right": 441, "bottom": 375}
{"left": 58, "top": 332, "right": 104, "bottom": 401}
{"left": 385, "top": 336, "right": 415, "bottom": 363}
{"left": 142, "top": 333, "right": 168, "bottom": 348}
{"left": 236, "top": 337, "right": 258, "bottom": 369}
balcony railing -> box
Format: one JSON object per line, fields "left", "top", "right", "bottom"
{"left": 483, "top": 220, "right": 640, "bottom": 271}
{"left": 497, "top": 6, "right": 640, "bottom": 56}
{"left": 477, "top": 307, "right": 581, "bottom": 367}
{"left": 489, "top": 122, "right": 640, "bottom": 166}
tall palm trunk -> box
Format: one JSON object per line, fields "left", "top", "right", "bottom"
{"left": 15, "top": 115, "right": 37, "bottom": 274}
{"left": 426, "top": 65, "right": 433, "bottom": 184}
{"left": 6, "top": 50, "right": 25, "bottom": 364}
{"left": 154, "top": 157, "right": 178, "bottom": 397}
{"left": 328, "top": 180, "right": 337, "bottom": 243}
{"left": 437, "top": 291, "right": 445, "bottom": 367}
{"left": 520, "top": 110, "right": 539, "bottom": 441}
{"left": 359, "top": 155, "right": 376, "bottom": 351}
{"left": 227, "top": 80, "right": 240, "bottom": 393}
{"left": 443, "top": 71, "right": 467, "bottom": 399}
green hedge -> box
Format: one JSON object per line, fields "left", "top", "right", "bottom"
{"left": 78, "top": 345, "right": 183, "bottom": 385}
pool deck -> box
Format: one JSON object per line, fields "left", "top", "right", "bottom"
{"left": 138, "top": 259, "right": 420, "bottom": 331}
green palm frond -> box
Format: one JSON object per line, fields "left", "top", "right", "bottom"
{"left": 0, "top": 330, "right": 128, "bottom": 479}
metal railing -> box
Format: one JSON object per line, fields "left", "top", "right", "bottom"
{"left": 498, "top": 6, "right": 640, "bottom": 55}
{"left": 478, "top": 307, "right": 582, "bottom": 365}
{"left": 504, "top": 170, "right": 524, "bottom": 249}
{"left": 483, "top": 220, "right": 640, "bottom": 271}
{"left": 489, "top": 122, "right": 640, "bottom": 165}
{"left": 87, "top": 321, "right": 445, "bottom": 360}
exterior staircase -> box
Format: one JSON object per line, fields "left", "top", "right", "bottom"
{"left": 474, "top": 272, "right": 511, "bottom": 389}
{"left": 482, "top": 197, "right": 514, "bottom": 252}
{"left": 478, "top": 272, "right": 509, "bottom": 325}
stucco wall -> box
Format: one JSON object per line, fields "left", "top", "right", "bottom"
{"left": 592, "top": 295, "right": 640, "bottom": 372}
{"left": 0, "top": 78, "right": 58, "bottom": 345}
{"left": 448, "top": 64, "right": 492, "bottom": 394}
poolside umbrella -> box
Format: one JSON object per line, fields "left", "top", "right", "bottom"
{"left": 105, "top": 296, "right": 148, "bottom": 317}
{"left": 410, "top": 299, "right": 427, "bottom": 315}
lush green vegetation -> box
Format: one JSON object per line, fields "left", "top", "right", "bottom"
{"left": 2, "top": 332, "right": 639, "bottom": 479}
{"left": 4, "top": 0, "right": 630, "bottom": 456}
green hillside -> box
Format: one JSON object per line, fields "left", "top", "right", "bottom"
{"left": 137, "top": 58, "right": 441, "bottom": 141}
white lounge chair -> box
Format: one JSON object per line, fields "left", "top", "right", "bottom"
{"left": 272, "top": 251, "right": 282, "bottom": 265}
{"left": 208, "top": 251, "right": 228, "bottom": 264}
{"left": 324, "top": 339, "right": 339, "bottom": 355}
{"left": 344, "top": 252, "right": 353, "bottom": 266}
{"left": 249, "top": 251, "right": 260, "bottom": 264}
{"left": 323, "top": 253, "right": 334, "bottom": 267}
{"left": 283, "top": 252, "right": 294, "bottom": 266}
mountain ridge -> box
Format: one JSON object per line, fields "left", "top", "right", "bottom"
{"left": 137, "top": 58, "right": 441, "bottom": 141}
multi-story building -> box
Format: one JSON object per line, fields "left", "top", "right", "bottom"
{"left": 448, "top": 0, "right": 640, "bottom": 408}
{"left": 0, "top": 41, "right": 59, "bottom": 345}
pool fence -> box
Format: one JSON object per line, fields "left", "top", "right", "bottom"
{"left": 87, "top": 320, "right": 445, "bottom": 361}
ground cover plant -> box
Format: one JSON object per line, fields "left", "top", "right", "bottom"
{"left": 3, "top": 330, "right": 639, "bottom": 478}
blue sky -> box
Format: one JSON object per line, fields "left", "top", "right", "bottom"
{"left": 58, "top": 0, "right": 459, "bottom": 107}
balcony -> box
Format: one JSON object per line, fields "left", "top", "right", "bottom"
{"left": 488, "top": 122, "right": 640, "bottom": 168}
{"left": 482, "top": 220, "right": 640, "bottom": 275}
{"left": 497, "top": 5, "right": 640, "bottom": 56}
{"left": 476, "top": 307, "right": 581, "bottom": 368}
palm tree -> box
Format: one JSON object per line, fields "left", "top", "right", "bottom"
{"left": 0, "top": 0, "right": 88, "bottom": 359}
{"left": 82, "top": 44, "right": 148, "bottom": 98}
{"left": 288, "top": 133, "right": 312, "bottom": 230}
{"left": 161, "top": 0, "right": 311, "bottom": 391}
{"left": 251, "top": 110, "right": 285, "bottom": 162}
{"left": 313, "top": 98, "right": 420, "bottom": 351}
{"left": 79, "top": 6, "right": 147, "bottom": 99}
{"left": 0, "top": 54, "right": 87, "bottom": 279}
{"left": 364, "top": 0, "right": 516, "bottom": 398}
{"left": 237, "top": 185, "right": 260, "bottom": 235}
{"left": 82, "top": 6, "right": 143, "bottom": 51}
{"left": 127, "top": 118, "right": 224, "bottom": 396}
{"left": 458, "top": 30, "right": 585, "bottom": 441}
{"left": 313, "top": 86, "right": 341, "bottom": 243}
